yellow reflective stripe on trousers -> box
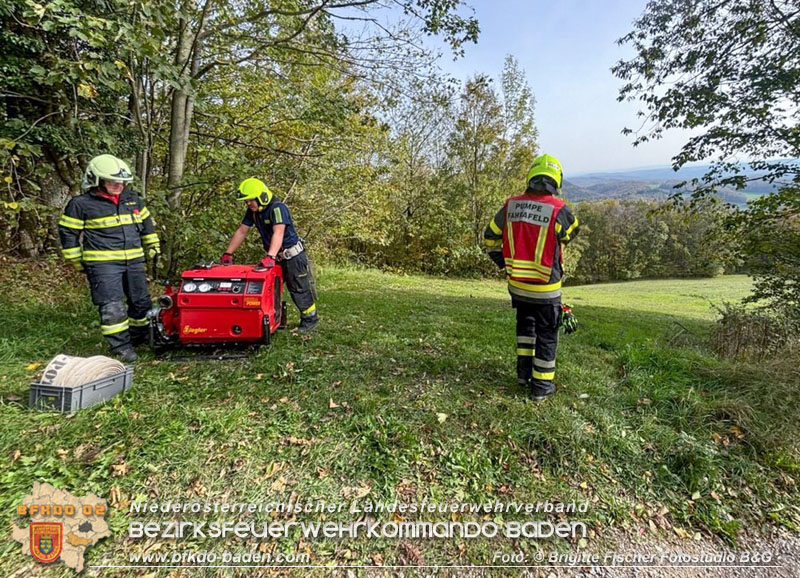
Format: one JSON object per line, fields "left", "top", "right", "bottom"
{"left": 128, "top": 317, "right": 149, "bottom": 327}
{"left": 141, "top": 233, "right": 159, "bottom": 246}
{"left": 58, "top": 215, "right": 85, "bottom": 229}
{"left": 83, "top": 248, "right": 145, "bottom": 261}
{"left": 533, "top": 370, "right": 555, "bottom": 380}
{"left": 101, "top": 320, "right": 129, "bottom": 335}
{"left": 516, "top": 348, "right": 534, "bottom": 356}
{"left": 302, "top": 304, "right": 316, "bottom": 315}
{"left": 61, "top": 247, "right": 82, "bottom": 258}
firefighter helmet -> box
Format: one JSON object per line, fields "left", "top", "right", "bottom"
{"left": 526, "top": 154, "right": 563, "bottom": 193}
{"left": 83, "top": 154, "right": 134, "bottom": 189}
{"left": 237, "top": 178, "right": 273, "bottom": 206}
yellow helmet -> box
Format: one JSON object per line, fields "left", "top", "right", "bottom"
{"left": 236, "top": 177, "right": 273, "bottom": 206}
{"left": 526, "top": 154, "right": 563, "bottom": 192}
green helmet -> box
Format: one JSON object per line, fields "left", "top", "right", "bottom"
{"left": 526, "top": 154, "right": 563, "bottom": 192}
{"left": 236, "top": 177, "right": 273, "bottom": 207}
{"left": 83, "top": 154, "right": 134, "bottom": 189}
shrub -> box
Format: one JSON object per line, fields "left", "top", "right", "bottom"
{"left": 711, "top": 302, "right": 800, "bottom": 361}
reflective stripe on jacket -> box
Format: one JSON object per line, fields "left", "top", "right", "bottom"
{"left": 58, "top": 188, "right": 159, "bottom": 263}
{"left": 484, "top": 192, "right": 579, "bottom": 303}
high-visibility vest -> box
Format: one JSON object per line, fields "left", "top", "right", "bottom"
{"left": 501, "top": 193, "right": 567, "bottom": 301}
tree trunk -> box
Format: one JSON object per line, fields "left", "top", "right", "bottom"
{"left": 166, "top": 0, "right": 208, "bottom": 211}
{"left": 168, "top": 89, "right": 190, "bottom": 210}
{"left": 166, "top": 5, "right": 194, "bottom": 211}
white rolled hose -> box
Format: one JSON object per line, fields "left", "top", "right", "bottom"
{"left": 39, "top": 354, "right": 126, "bottom": 388}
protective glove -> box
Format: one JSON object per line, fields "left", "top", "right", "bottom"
{"left": 560, "top": 304, "right": 578, "bottom": 334}
{"left": 220, "top": 252, "right": 234, "bottom": 265}
{"left": 254, "top": 255, "right": 275, "bottom": 271}
{"left": 147, "top": 243, "right": 161, "bottom": 260}
{"left": 68, "top": 260, "right": 84, "bottom": 273}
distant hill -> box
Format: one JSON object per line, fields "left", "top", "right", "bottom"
{"left": 563, "top": 162, "right": 791, "bottom": 207}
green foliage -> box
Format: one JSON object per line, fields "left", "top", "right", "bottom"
{"left": 0, "top": 0, "right": 479, "bottom": 264}
{"left": 570, "top": 198, "right": 734, "bottom": 284}
{"left": 614, "top": 0, "right": 799, "bottom": 314}
{"left": 735, "top": 186, "right": 800, "bottom": 312}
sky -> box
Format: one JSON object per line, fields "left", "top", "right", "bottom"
{"left": 423, "top": 0, "right": 696, "bottom": 175}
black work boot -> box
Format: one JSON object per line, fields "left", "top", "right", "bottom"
{"left": 298, "top": 313, "right": 319, "bottom": 333}
{"left": 529, "top": 380, "right": 556, "bottom": 402}
{"left": 113, "top": 346, "right": 137, "bottom": 363}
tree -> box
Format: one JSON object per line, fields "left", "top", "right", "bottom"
{"left": 0, "top": 0, "right": 156, "bottom": 256}
{"left": 498, "top": 55, "right": 537, "bottom": 191}
{"left": 1, "top": 0, "right": 479, "bottom": 265}
{"left": 448, "top": 75, "right": 504, "bottom": 246}
{"left": 155, "top": 0, "right": 479, "bottom": 211}
{"left": 613, "top": 0, "right": 800, "bottom": 310}
{"left": 447, "top": 58, "right": 537, "bottom": 250}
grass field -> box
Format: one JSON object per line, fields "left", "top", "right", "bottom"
{"left": 0, "top": 262, "right": 798, "bottom": 576}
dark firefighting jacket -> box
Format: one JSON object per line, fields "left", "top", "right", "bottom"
{"left": 58, "top": 187, "right": 159, "bottom": 265}
{"left": 483, "top": 192, "right": 579, "bottom": 303}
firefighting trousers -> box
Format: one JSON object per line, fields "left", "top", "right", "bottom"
{"left": 281, "top": 251, "right": 316, "bottom": 319}
{"left": 85, "top": 260, "right": 152, "bottom": 351}
{"left": 513, "top": 299, "right": 560, "bottom": 387}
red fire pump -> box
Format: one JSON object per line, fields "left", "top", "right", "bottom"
{"left": 149, "top": 263, "right": 287, "bottom": 351}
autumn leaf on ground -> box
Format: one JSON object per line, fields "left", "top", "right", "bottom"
{"left": 270, "top": 476, "right": 287, "bottom": 492}
{"left": 109, "top": 486, "right": 122, "bottom": 508}
{"left": 285, "top": 436, "right": 313, "bottom": 446}
{"left": 342, "top": 483, "right": 371, "bottom": 499}
{"left": 188, "top": 478, "right": 206, "bottom": 496}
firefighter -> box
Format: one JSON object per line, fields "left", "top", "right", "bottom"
{"left": 58, "top": 154, "right": 160, "bottom": 363}
{"left": 221, "top": 178, "right": 319, "bottom": 332}
{"left": 483, "top": 154, "right": 579, "bottom": 401}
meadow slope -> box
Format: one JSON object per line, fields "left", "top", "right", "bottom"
{"left": 0, "top": 263, "right": 797, "bottom": 576}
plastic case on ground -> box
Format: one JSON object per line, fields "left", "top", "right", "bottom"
{"left": 28, "top": 366, "right": 134, "bottom": 412}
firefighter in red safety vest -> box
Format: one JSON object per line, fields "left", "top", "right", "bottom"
{"left": 58, "top": 154, "right": 160, "bottom": 363}
{"left": 483, "top": 154, "right": 579, "bottom": 401}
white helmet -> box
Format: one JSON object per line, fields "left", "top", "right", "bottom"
{"left": 83, "top": 154, "right": 134, "bottom": 189}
